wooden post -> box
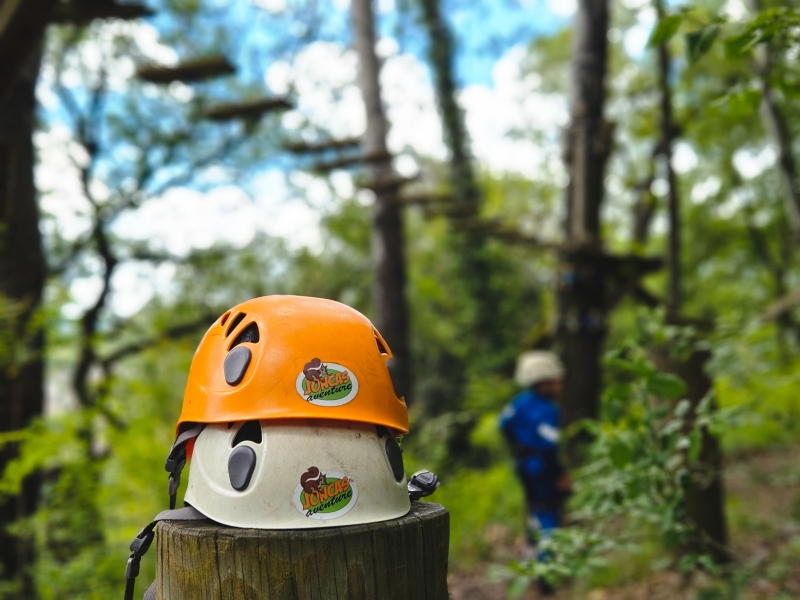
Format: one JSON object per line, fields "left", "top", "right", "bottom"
{"left": 155, "top": 502, "right": 449, "bottom": 599}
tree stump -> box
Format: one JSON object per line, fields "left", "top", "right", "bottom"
{"left": 155, "top": 502, "right": 449, "bottom": 600}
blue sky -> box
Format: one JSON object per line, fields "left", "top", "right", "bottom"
{"left": 146, "top": 0, "right": 572, "bottom": 91}
{"left": 38, "top": 0, "right": 577, "bottom": 319}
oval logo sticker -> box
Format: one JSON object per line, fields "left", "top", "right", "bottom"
{"left": 293, "top": 467, "right": 358, "bottom": 520}
{"left": 295, "top": 358, "right": 359, "bottom": 407}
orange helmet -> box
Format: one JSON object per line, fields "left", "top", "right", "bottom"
{"left": 178, "top": 295, "right": 408, "bottom": 433}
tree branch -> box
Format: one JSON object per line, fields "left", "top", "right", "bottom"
{"left": 99, "top": 314, "right": 218, "bottom": 369}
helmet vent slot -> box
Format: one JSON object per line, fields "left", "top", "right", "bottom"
{"left": 219, "top": 311, "right": 232, "bottom": 327}
{"left": 230, "top": 322, "right": 259, "bottom": 349}
{"left": 385, "top": 437, "right": 405, "bottom": 482}
{"left": 225, "top": 312, "right": 246, "bottom": 337}
{"left": 374, "top": 331, "right": 389, "bottom": 355}
{"left": 232, "top": 420, "right": 262, "bottom": 447}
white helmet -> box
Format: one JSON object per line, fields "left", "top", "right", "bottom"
{"left": 514, "top": 351, "right": 565, "bottom": 388}
{"left": 184, "top": 418, "right": 410, "bottom": 529}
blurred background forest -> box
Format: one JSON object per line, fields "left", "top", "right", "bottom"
{"left": 1, "top": 0, "right": 799, "bottom": 597}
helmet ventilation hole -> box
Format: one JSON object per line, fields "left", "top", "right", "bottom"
{"left": 232, "top": 420, "right": 262, "bottom": 447}
{"left": 230, "top": 322, "right": 259, "bottom": 349}
{"left": 385, "top": 437, "right": 405, "bottom": 482}
{"left": 374, "top": 331, "right": 389, "bottom": 355}
{"left": 225, "top": 312, "right": 247, "bottom": 337}
{"left": 219, "top": 311, "right": 232, "bottom": 326}
{"left": 385, "top": 358, "right": 406, "bottom": 399}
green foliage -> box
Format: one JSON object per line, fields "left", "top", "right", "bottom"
{"left": 423, "top": 463, "right": 524, "bottom": 565}
{"left": 648, "top": 15, "right": 686, "bottom": 48}
{"left": 686, "top": 24, "right": 721, "bottom": 65}
{"left": 507, "top": 344, "right": 738, "bottom": 589}
{"left": 725, "top": 7, "right": 800, "bottom": 57}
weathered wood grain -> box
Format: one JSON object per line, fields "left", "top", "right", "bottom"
{"left": 156, "top": 502, "right": 449, "bottom": 600}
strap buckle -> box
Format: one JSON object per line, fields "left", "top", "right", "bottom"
{"left": 408, "top": 470, "right": 440, "bottom": 501}
{"left": 163, "top": 424, "right": 205, "bottom": 509}
{"left": 130, "top": 523, "right": 156, "bottom": 557}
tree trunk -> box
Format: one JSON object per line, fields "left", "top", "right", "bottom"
{"left": 650, "top": 348, "right": 729, "bottom": 563}
{"left": 155, "top": 503, "right": 450, "bottom": 599}
{"left": 417, "top": 0, "right": 478, "bottom": 214}
{"left": 652, "top": 2, "right": 728, "bottom": 560}
{"left": 351, "top": 0, "right": 413, "bottom": 403}
{"left": 0, "top": 39, "right": 45, "bottom": 597}
{"left": 747, "top": 0, "right": 800, "bottom": 240}
{"left": 0, "top": 0, "right": 56, "bottom": 99}
{"left": 655, "top": 38, "right": 681, "bottom": 314}
{"left": 417, "top": 0, "right": 505, "bottom": 357}
{"left": 557, "top": 0, "right": 612, "bottom": 436}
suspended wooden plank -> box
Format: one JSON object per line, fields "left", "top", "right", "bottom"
{"left": 450, "top": 217, "right": 556, "bottom": 249}
{"left": 312, "top": 150, "right": 391, "bottom": 173}
{"left": 203, "top": 97, "right": 292, "bottom": 121}
{"left": 137, "top": 56, "right": 235, "bottom": 84}
{"left": 0, "top": 0, "right": 58, "bottom": 98}
{"left": 393, "top": 192, "right": 454, "bottom": 207}
{"left": 50, "top": 0, "right": 153, "bottom": 23}
{"left": 358, "top": 174, "right": 416, "bottom": 192}
{"left": 283, "top": 137, "right": 361, "bottom": 154}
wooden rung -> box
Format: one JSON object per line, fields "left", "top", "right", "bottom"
{"left": 283, "top": 137, "right": 361, "bottom": 154}
{"left": 137, "top": 56, "right": 235, "bottom": 84}
{"left": 203, "top": 97, "right": 292, "bottom": 121}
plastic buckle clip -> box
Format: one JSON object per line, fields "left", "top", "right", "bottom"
{"left": 129, "top": 524, "right": 156, "bottom": 557}
{"left": 408, "top": 470, "right": 440, "bottom": 501}
{"left": 125, "top": 555, "right": 140, "bottom": 580}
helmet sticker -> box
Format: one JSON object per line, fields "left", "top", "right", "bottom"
{"left": 295, "top": 358, "right": 359, "bottom": 407}
{"left": 293, "top": 466, "right": 358, "bottom": 520}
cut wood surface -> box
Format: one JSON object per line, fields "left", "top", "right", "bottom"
{"left": 156, "top": 502, "right": 449, "bottom": 600}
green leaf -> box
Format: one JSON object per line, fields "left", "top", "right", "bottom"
{"left": 724, "top": 32, "right": 758, "bottom": 58}
{"left": 609, "top": 438, "right": 632, "bottom": 468}
{"left": 685, "top": 24, "right": 720, "bottom": 64}
{"left": 646, "top": 373, "right": 687, "bottom": 400}
{"left": 648, "top": 14, "right": 685, "bottom": 48}
{"left": 688, "top": 427, "right": 703, "bottom": 463}
{"left": 507, "top": 576, "right": 531, "bottom": 599}
{"left": 674, "top": 399, "right": 691, "bottom": 418}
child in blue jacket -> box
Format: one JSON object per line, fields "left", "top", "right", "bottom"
{"left": 499, "top": 351, "right": 571, "bottom": 558}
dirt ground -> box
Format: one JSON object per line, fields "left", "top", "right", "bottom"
{"left": 447, "top": 445, "right": 800, "bottom": 599}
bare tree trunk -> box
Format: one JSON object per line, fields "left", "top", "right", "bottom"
{"left": 748, "top": 0, "right": 800, "bottom": 239}
{"left": 652, "top": 0, "right": 728, "bottom": 560}
{"left": 0, "top": 40, "right": 44, "bottom": 597}
{"left": 417, "top": 0, "right": 505, "bottom": 356}
{"left": 351, "top": 0, "right": 412, "bottom": 402}
{"left": 417, "top": 0, "right": 479, "bottom": 215}
{"left": 650, "top": 348, "right": 729, "bottom": 563}
{"left": 656, "top": 43, "right": 681, "bottom": 313}
{"left": 557, "top": 0, "right": 613, "bottom": 436}
{"left": 0, "top": 0, "right": 56, "bottom": 99}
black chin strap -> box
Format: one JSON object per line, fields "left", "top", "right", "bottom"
{"left": 124, "top": 506, "right": 207, "bottom": 600}
{"left": 164, "top": 424, "right": 205, "bottom": 509}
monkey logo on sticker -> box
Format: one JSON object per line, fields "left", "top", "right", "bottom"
{"left": 293, "top": 466, "right": 358, "bottom": 519}
{"left": 295, "top": 358, "right": 359, "bottom": 407}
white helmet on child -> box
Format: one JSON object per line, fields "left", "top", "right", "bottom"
{"left": 514, "top": 351, "right": 565, "bottom": 388}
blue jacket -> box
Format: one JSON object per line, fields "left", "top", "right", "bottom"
{"left": 499, "top": 390, "right": 564, "bottom": 507}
